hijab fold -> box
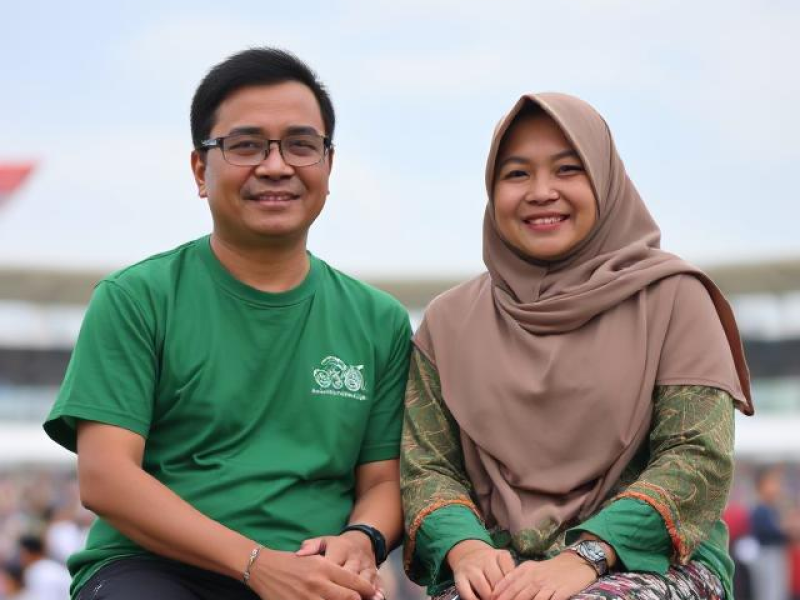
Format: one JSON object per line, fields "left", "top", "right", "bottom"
{"left": 414, "top": 93, "right": 752, "bottom": 540}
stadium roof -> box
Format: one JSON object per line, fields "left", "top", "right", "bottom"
{"left": 1, "top": 258, "right": 800, "bottom": 307}
{"left": 1, "top": 414, "right": 793, "bottom": 465}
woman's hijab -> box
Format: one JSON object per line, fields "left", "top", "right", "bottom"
{"left": 414, "top": 92, "right": 752, "bottom": 543}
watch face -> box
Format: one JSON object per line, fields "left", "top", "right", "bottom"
{"left": 581, "top": 541, "right": 605, "bottom": 562}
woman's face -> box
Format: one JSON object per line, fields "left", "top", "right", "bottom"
{"left": 493, "top": 113, "right": 597, "bottom": 261}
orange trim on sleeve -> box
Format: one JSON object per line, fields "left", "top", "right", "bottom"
{"left": 614, "top": 490, "right": 690, "bottom": 563}
{"left": 403, "top": 497, "right": 483, "bottom": 572}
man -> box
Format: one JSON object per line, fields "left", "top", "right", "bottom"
{"left": 44, "top": 48, "right": 411, "bottom": 600}
{"left": 17, "top": 535, "right": 71, "bottom": 600}
{"left": 1, "top": 561, "right": 30, "bottom": 599}
{"left": 750, "top": 466, "right": 791, "bottom": 600}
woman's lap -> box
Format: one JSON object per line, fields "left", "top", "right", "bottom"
{"left": 432, "top": 562, "right": 724, "bottom": 600}
{"left": 571, "top": 562, "right": 724, "bottom": 600}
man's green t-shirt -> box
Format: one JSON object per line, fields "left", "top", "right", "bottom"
{"left": 43, "top": 236, "right": 412, "bottom": 596}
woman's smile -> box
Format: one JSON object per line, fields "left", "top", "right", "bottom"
{"left": 493, "top": 113, "right": 597, "bottom": 261}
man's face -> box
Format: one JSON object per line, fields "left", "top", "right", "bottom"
{"left": 191, "top": 82, "right": 333, "bottom": 248}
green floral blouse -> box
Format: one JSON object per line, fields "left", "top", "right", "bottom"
{"left": 401, "top": 349, "right": 735, "bottom": 599}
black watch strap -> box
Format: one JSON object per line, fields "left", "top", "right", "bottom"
{"left": 340, "top": 523, "right": 388, "bottom": 565}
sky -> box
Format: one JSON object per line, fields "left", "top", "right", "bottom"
{"left": 0, "top": 0, "right": 798, "bottom": 280}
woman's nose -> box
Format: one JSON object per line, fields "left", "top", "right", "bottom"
{"left": 527, "top": 176, "right": 559, "bottom": 203}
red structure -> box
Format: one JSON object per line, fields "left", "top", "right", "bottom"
{"left": 0, "top": 162, "right": 36, "bottom": 206}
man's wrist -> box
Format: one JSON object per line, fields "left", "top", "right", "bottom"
{"left": 340, "top": 523, "right": 387, "bottom": 565}
{"left": 221, "top": 537, "right": 269, "bottom": 581}
{"left": 242, "top": 544, "right": 264, "bottom": 586}
{"left": 340, "top": 529, "right": 375, "bottom": 556}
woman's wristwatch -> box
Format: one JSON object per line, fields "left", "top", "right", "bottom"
{"left": 340, "top": 523, "right": 388, "bottom": 566}
{"left": 564, "top": 540, "right": 610, "bottom": 577}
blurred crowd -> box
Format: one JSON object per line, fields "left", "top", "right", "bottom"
{"left": 4, "top": 464, "right": 800, "bottom": 600}
{"left": 724, "top": 464, "right": 800, "bottom": 600}
{"left": 0, "top": 470, "right": 90, "bottom": 599}
{"left": 0, "top": 467, "right": 425, "bottom": 600}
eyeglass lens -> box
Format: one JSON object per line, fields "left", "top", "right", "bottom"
{"left": 221, "top": 134, "right": 326, "bottom": 167}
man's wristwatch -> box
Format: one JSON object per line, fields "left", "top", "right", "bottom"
{"left": 565, "top": 540, "right": 609, "bottom": 577}
{"left": 340, "top": 523, "right": 388, "bottom": 565}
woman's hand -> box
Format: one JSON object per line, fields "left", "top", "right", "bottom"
{"left": 447, "top": 540, "right": 516, "bottom": 600}
{"left": 491, "top": 552, "right": 597, "bottom": 600}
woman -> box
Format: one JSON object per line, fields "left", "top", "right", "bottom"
{"left": 401, "top": 93, "right": 753, "bottom": 600}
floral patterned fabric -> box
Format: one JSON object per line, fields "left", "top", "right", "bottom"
{"left": 401, "top": 349, "right": 735, "bottom": 597}
{"left": 402, "top": 349, "right": 486, "bottom": 554}
{"left": 609, "top": 385, "right": 735, "bottom": 563}
{"left": 572, "top": 562, "right": 725, "bottom": 599}
{"left": 432, "top": 562, "right": 724, "bottom": 600}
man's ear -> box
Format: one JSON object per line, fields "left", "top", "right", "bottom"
{"left": 324, "top": 147, "right": 334, "bottom": 196}
{"left": 190, "top": 150, "right": 207, "bottom": 198}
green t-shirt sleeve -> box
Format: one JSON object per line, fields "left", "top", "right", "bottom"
{"left": 43, "top": 281, "right": 158, "bottom": 451}
{"left": 357, "top": 306, "right": 412, "bottom": 464}
{"left": 566, "top": 497, "right": 672, "bottom": 574}
{"left": 416, "top": 504, "right": 495, "bottom": 590}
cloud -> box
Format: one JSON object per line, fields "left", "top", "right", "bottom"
{"left": 1, "top": 0, "right": 798, "bottom": 275}
{"left": 0, "top": 126, "right": 208, "bottom": 269}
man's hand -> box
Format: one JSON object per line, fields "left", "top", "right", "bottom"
{"left": 296, "top": 532, "right": 384, "bottom": 600}
{"left": 248, "top": 547, "right": 377, "bottom": 600}
{"left": 491, "top": 552, "right": 597, "bottom": 600}
{"left": 447, "top": 540, "right": 516, "bottom": 600}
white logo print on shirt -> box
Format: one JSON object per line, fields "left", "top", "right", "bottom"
{"left": 312, "top": 355, "right": 367, "bottom": 401}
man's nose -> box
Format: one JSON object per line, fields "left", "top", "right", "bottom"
{"left": 255, "top": 141, "right": 294, "bottom": 178}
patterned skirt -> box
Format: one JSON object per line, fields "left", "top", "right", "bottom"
{"left": 433, "top": 561, "right": 724, "bottom": 600}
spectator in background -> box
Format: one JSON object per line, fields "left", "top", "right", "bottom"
{"left": 750, "top": 465, "right": 790, "bottom": 600}
{"left": 1, "top": 560, "right": 32, "bottom": 599}
{"left": 786, "top": 505, "right": 800, "bottom": 600}
{"left": 17, "top": 535, "right": 70, "bottom": 600}
{"left": 792, "top": 541, "right": 800, "bottom": 600}
{"left": 723, "top": 499, "right": 754, "bottom": 600}
{"left": 43, "top": 478, "right": 91, "bottom": 565}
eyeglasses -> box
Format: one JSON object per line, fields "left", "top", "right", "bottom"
{"left": 200, "top": 133, "right": 332, "bottom": 167}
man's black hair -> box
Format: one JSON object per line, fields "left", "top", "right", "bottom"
{"left": 18, "top": 534, "right": 44, "bottom": 556}
{"left": 2, "top": 561, "right": 24, "bottom": 586}
{"left": 190, "top": 47, "right": 335, "bottom": 150}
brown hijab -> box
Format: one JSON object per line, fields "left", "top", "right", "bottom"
{"left": 414, "top": 93, "right": 752, "bottom": 540}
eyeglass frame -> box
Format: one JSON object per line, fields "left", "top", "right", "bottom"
{"left": 199, "top": 132, "right": 333, "bottom": 167}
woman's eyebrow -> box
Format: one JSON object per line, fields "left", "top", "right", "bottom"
{"left": 552, "top": 149, "right": 580, "bottom": 161}
{"left": 497, "top": 150, "right": 579, "bottom": 170}
{"left": 496, "top": 156, "right": 528, "bottom": 170}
